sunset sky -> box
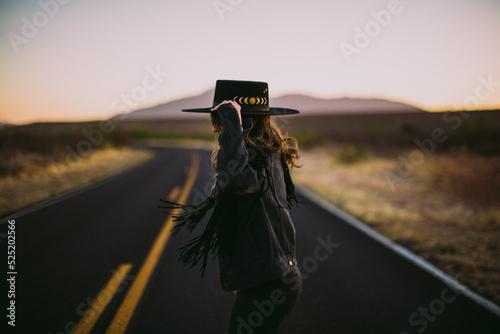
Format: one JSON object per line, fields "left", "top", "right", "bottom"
{"left": 1, "top": 0, "right": 499, "bottom": 124}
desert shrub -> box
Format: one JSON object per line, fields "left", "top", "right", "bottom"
{"left": 0, "top": 151, "right": 25, "bottom": 176}
{"left": 290, "top": 129, "right": 322, "bottom": 148}
{"left": 362, "top": 120, "right": 387, "bottom": 134}
{"left": 130, "top": 128, "right": 155, "bottom": 139}
{"left": 455, "top": 117, "right": 500, "bottom": 153}
{"left": 435, "top": 242, "right": 459, "bottom": 254}
{"left": 335, "top": 144, "right": 368, "bottom": 165}
{"left": 401, "top": 122, "right": 417, "bottom": 134}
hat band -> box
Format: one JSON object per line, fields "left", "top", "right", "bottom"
{"left": 232, "top": 96, "right": 268, "bottom": 105}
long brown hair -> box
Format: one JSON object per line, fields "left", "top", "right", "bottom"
{"left": 210, "top": 112, "right": 300, "bottom": 170}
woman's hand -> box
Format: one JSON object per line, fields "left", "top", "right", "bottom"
{"left": 211, "top": 100, "right": 242, "bottom": 126}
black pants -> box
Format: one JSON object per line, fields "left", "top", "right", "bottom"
{"left": 227, "top": 267, "right": 302, "bottom": 334}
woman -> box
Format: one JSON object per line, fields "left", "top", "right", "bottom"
{"left": 161, "top": 80, "right": 302, "bottom": 333}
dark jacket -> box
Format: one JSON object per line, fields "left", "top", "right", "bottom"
{"left": 214, "top": 104, "right": 298, "bottom": 291}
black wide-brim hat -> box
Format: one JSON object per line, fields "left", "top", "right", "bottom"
{"left": 182, "top": 80, "right": 300, "bottom": 116}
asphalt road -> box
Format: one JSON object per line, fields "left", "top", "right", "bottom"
{"left": 1, "top": 147, "right": 499, "bottom": 334}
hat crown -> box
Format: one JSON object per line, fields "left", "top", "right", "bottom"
{"left": 213, "top": 80, "right": 269, "bottom": 111}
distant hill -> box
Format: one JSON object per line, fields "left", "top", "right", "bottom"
{"left": 272, "top": 94, "right": 424, "bottom": 114}
{"left": 0, "top": 122, "right": 14, "bottom": 129}
{"left": 113, "top": 90, "right": 424, "bottom": 120}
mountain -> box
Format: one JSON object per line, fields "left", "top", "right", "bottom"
{"left": 272, "top": 94, "right": 423, "bottom": 114}
{"left": 0, "top": 122, "right": 14, "bottom": 129}
{"left": 112, "top": 90, "right": 214, "bottom": 121}
{"left": 113, "top": 90, "right": 424, "bottom": 120}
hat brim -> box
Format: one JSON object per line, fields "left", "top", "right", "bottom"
{"left": 181, "top": 107, "right": 299, "bottom": 116}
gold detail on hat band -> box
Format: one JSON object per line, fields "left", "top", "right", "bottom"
{"left": 233, "top": 96, "right": 267, "bottom": 105}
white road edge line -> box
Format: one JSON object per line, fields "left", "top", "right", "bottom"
{"left": 296, "top": 184, "right": 500, "bottom": 318}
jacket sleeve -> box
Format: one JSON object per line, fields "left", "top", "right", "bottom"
{"left": 216, "top": 103, "right": 263, "bottom": 194}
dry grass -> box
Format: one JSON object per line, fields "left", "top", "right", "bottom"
{"left": 0, "top": 148, "right": 153, "bottom": 217}
{"left": 294, "top": 144, "right": 500, "bottom": 305}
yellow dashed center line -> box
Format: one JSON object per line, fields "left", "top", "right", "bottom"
{"left": 105, "top": 152, "right": 200, "bottom": 334}
{"left": 71, "top": 263, "right": 133, "bottom": 334}
{"left": 168, "top": 185, "right": 181, "bottom": 202}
